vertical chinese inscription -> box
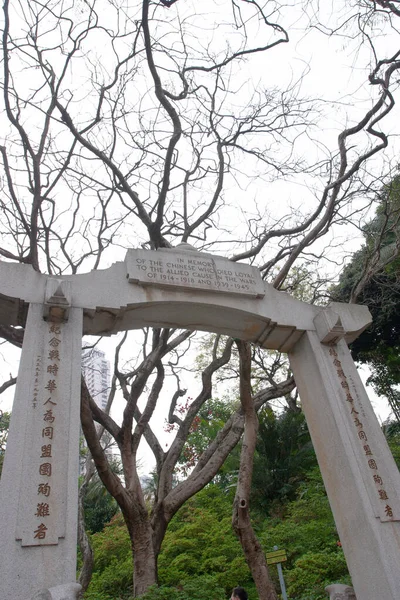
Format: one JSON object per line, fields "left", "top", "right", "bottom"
{"left": 32, "top": 355, "right": 42, "bottom": 409}
{"left": 329, "top": 346, "right": 394, "bottom": 521}
{"left": 18, "top": 321, "right": 64, "bottom": 546}
{"left": 32, "top": 322, "right": 62, "bottom": 543}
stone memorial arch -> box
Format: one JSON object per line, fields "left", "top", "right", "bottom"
{"left": 1, "top": 246, "right": 400, "bottom": 600}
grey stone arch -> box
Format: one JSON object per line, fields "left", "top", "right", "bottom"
{"left": 1, "top": 248, "right": 400, "bottom": 600}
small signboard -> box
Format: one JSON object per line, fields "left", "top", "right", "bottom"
{"left": 267, "top": 547, "right": 288, "bottom": 600}
{"left": 266, "top": 549, "right": 287, "bottom": 565}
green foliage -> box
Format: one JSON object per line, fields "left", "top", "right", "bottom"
{"left": 81, "top": 452, "right": 121, "bottom": 533}
{"left": 84, "top": 513, "right": 132, "bottom": 600}
{"left": 83, "top": 479, "right": 119, "bottom": 534}
{"left": 385, "top": 421, "right": 400, "bottom": 469}
{"left": 263, "top": 468, "right": 339, "bottom": 555}
{"left": 82, "top": 415, "right": 400, "bottom": 600}
{"left": 84, "top": 463, "right": 352, "bottom": 600}
{"left": 333, "top": 247, "right": 400, "bottom": 374}
{"left": 251, "top": 409, "right": 317, "bottom": 513}
{"left": 179, "top": 401, "right": 316, "bottom": 506}
{"left": 84, "top": 485, "right": 255, "bottom": 599}
{"left": 158, "top": 485, "right": 253, "bottom": 595}
{"left": 140, "top": 576, "right": 225, "bottom": 600}
{"left": 139, "top": 585, "right": 186, "bottom": 600}
{"left": 285, "top": 552, "right": 350, "bottom": 600}
{"left": 260, "top": 468, "right": 350, "bottom": 600}
{"left": 158, "top": 466, "right": 350, "bottom": 600}
{"left": 84, "top": 416, "right": 351, "bottom": 600}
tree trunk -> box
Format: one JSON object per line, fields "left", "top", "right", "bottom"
{"left": 77, "top": 458, "right": 95, "bottom": 597}
{"left": 233, "top": 340, "right": 278, "bottom": 600}
{"left": 126, "top": 513, "right": 158, "bottom": 597}
{"left": 233, "top": 497, "right": 278, "bottom": 600}
{"left": 77, "top": 485, "right": 94, "bottom": 597}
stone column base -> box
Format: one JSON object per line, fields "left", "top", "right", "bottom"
{"left": 30, "top": 582, "right": 82, "bottom": 600}
{"left": 325, "top": 583, "right": 357, "bottom": 599}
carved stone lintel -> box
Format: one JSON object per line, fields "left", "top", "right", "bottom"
{"left": 325, "top": 583, "right": 357, "bottom": 599}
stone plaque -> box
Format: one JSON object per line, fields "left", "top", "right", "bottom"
{"left": 126, "top": 248, "right": 265, "bottom": 298}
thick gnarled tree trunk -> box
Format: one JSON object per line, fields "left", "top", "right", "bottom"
{"left": 125, "top": 513, "right": 158, "bottom": 596}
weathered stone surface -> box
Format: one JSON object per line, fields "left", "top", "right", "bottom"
{"left": 0, "top": 251, "right": 372, "bottom": 352}
{"left": 0, "top": 304, "right": 83, "bottom": 600}
{"left": 126, "top": 247, "right": 265, "bottom": 297}
{"left": 325, "top": 583, "right": 357, "bottom": 599}
{"left": 289, "top": 323, "right": 400, "bottom": 600}
{"left": 30, "top": 591, "right": 52, "bottom": 600}
{"left": 48, "top": 583, "right": 82, "bottom": 600}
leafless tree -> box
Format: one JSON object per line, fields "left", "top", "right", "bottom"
{"left": 2, "top": 0, "right": 400, "bottom": 597}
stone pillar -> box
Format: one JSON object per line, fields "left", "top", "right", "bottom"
{"left": 0, "top": 296, "right": 83, "bottom": 600}
{"left": 289, "top": 322, "right": 400, "bottom": 600}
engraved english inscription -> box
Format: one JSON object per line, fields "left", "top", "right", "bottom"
{"left": 126, "top": 249, "right": 265, "bottom": 298}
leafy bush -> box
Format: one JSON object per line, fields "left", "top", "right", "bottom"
{"left": 84, "top": 513, "right": 132, "bottom": 600}
{"left": 84, "top": 454, "right": 357, "bottom": 600}
{"left": 140, "top": 576, "right": 225, "bottom": 600}
{"left": 158, "top": 485, "right": 253, "bottom": 594}
{"left": 286, "top": 551, "right": 350, "bottom": 600}
{"left": 261, "top": 467, "right": 339, "bottom": 560}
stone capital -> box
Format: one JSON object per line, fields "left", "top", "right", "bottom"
{"left": 43, "top": 278, "right": 72, "bottom": 323}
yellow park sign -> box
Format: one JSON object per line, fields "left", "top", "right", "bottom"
{"left": 265, "top": 549, "right": 287, "bottom": 565}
